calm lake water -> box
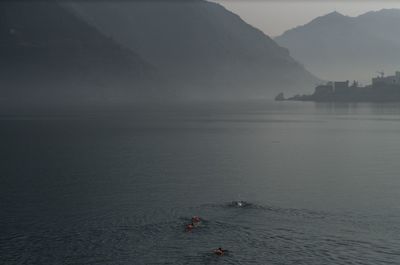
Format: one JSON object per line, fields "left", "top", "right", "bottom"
{"left": 1, "top": 101, "right": 400, "bottom": 264}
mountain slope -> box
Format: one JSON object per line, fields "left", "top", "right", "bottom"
{"left": 69, "top": 0, "right": 317, "bottom": 98}
{"left": 275, "top": 9, "right": 400, "bottom": 83}
{"left": 0, "top": 1, "right": 160, "bottom": 106}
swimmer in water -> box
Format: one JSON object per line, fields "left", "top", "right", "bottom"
{"left": 185, "top": 223, "right": 194, "bottom": 232}
{"left": 231, "top": 200, "right": 244, "bottom": 207}
{"left": 214, "top": 247, "right": 226, "bottom": 256}
{"left": 191, "top": 216, "right": 201, "bottom": 225}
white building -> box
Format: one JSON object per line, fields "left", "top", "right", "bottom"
{"left": 372, "top": 71, "right": 400, "bottom": 87}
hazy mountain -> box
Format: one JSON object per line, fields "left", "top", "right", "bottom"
{"left": 69, "top": 0, "right": 317, "bottom": 99}
{"left": 275, "top": 9, "right": 400, "bottom": 84}
{"left": 0, "top": 2, "right": 161, "bottom": 107}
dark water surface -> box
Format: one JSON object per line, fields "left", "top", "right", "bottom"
{"left": 2, "top": 101, "right": 400, "bottom": 264}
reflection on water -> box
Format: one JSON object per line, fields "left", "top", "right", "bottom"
{"left": 314, "top": 101, "right": 400, "bottom": 115}
{"left": 2, "top": 101, "right": 400, "bottom": 264}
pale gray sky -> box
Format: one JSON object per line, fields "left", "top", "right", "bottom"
{"left": 213, "top": 1, "right": 400, "bottom": 37}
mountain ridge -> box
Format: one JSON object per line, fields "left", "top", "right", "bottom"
{"left": 275, "top": 8, "right": 400, "bottom": 83}
{"left": 0, "top": 1, "right": 164, "bottom": 107}
{"left": 69, "top": 0, "right": 318, "bottom": 98}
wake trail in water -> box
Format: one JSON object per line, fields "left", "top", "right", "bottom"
{"left": 3, "top": 201, "right": 400, "bottom": 264}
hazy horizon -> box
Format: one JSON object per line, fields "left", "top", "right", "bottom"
{"left": 214, "top": 0, "right": 400, "bottom": 36}
{"left": 4, "top": 2, "right": 400, "bottom": 265}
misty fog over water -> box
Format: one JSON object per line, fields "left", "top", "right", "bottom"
{"left": 2, "top": 101, "right": 400, "bottom": 264}
{"left": 3, "top": 0, "right": 400, "bottom": 264}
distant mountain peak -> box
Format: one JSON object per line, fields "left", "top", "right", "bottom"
{"left": 326, "top": 11, "right": 345, "bottom": 17}
{"left": 312, "top": 10, "right": 348, "bottom": 23}
{"left": 277, "top": 10, "right": 348, "bottom": 39}
{"left": 275, "top": 8, "right": 400, "bottom": 84}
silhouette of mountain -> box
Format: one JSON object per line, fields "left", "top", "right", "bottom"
{"left": 275, "top": 9, "right": 400, "bottom": 84}
{"left": 0, "top": 1, "right": 161, "bottom": 107}
{"left": 69, "top": 0, "right": 317, "bottom": 99}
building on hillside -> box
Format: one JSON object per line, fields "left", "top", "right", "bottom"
{"left": 333, "top": 81, "right": 349, "bottom": 93}
{"left": 372, "top": 71, "right": 400, "bottom": 87}
{"left": 315, "top": 83, "right": 333, "bottom": 95}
